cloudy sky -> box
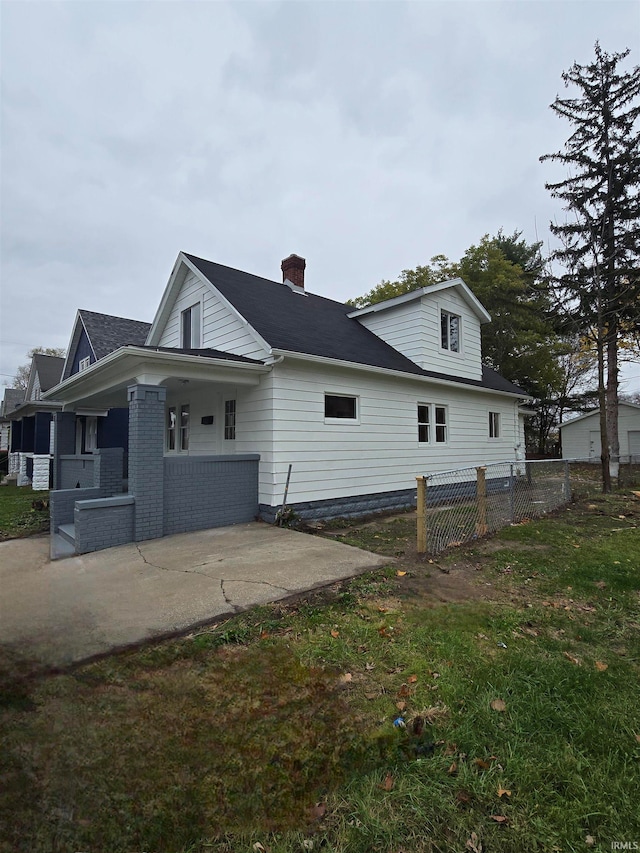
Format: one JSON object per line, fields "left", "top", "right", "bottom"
{"left": 1, "top": 0, "right": 639, "bottom": 392}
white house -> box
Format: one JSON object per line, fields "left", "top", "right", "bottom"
{"left": 560, "top": 402, "right": 640, "bottom": 461}
{"left": 44, "top": 252, "right": 531, "bottom": 555}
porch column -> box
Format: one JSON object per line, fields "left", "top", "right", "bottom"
{"left": 52, "top": 412, "right": 76, "bottom": 490}
{"left": 128, "top": 384, "right": 166, "bottom": 542}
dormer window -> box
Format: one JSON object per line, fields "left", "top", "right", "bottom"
{"left": 79, "top": 356, "right": 91, "bottom": 372}
{"left": 181, "top": 303, "right": 201, "bottom": 349}
{"left": 441, "top": 310, "right": 460, "bottom": 352}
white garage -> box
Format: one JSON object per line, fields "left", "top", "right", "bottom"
{"left": 560, "top": 402, "right": 640, "bottom": 461}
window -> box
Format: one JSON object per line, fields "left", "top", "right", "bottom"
{"left": 167, "top": 406, "right": 176, "bottom": 450}
{"left": 489, "top": 411, "right": 500, "bottom": 438}
{"left": 79, "top": 356, "right": 91, "bottom": 372}
{"left": 441, "top": 310, "right": 460, "bottom": 352}
{"left": 418, "top": 404, "right": 430, "bottom": 443}
{"left": 85, "top": 417, "right": 98, "bottom": 452}
{"left": 224, "top": 399, "right": 236, "bottom": 440}
{"left": 435, "top": 406, "right": 447, "bottom": 443}
{"left": 181, "top": 303, "right": 201, "bottom": 349}
{"left": 325, "top": 394, "right": 357, "bottom": 419}
{"left": 180, "top": 405, "right": 190, "bottom": 450}
{"left": 418, "top": 404, "right": 447, "bottom": 444}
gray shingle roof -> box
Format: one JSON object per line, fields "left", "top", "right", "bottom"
{"left": 32, "top": 354, "right": 65, "bottom": 392}
{"left": 184, "top": 253, "right": 527, "bottom": 397}
{"left": 1, "top": 388, "right": 25, "bottom": 417}
{"left": 80, "top": 310, "right": 151, "bottom": 360}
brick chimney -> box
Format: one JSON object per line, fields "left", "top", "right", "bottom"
{"left": 281, "top": 254, "right": 306, "bottom": 289}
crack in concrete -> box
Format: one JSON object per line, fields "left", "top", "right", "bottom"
{"left": 134, "top": 545, "right": 292, "bottom": 606}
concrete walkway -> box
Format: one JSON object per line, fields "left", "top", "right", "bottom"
{"left": 0, "top": 524, "right": 389, "bottom": 669}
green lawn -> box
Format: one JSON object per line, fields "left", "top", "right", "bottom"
{"left": 1, "top": 491, "right": 639, "bottom": 852}
{"left": 0, "top": 483, "right": 49, "bottom": 540}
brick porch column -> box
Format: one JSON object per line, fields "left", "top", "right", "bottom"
{"left": 127, "top": 384, "right": 166, "bottom": 542}
{"left": 52, "top": 411, "right": 76, "bottom": 490}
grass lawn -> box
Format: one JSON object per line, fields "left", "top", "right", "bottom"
{"left": 1, "top": 490, "right": 639, "bottom": 852}
{"left": 0, "top": 483, "right": 49, "bottom": 540}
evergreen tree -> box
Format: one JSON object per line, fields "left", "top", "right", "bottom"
{"left": 541, "top": 43, "right": 640, "bottom": 490}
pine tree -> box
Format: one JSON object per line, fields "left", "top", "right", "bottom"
{"left": 541, "top": 43, "right": 640, "bottom": 490}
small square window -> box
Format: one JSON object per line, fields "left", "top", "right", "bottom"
{"left": 325, "top": 394, "right": 357, "bottom": 419}
{"left": 224, "top": 399, "right": 236, "bottom": 440}
{"left": 489, "top": 411, "right": 500, "bottom": 438}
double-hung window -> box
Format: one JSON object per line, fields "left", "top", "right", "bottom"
{"left": 489, "top": 411, "right": 500, "bottom": 439}
{"left": 418, "top": 403, "right": 448, "bottom": 444}
{"left": 440, "top": 310, "right": 460, "bottom": 352}
{"left": 181, "top": 303, "right": 201, "bottom": 349}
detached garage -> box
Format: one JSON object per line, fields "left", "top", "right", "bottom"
{"left": 560, "top": 402, "right": 640, "bottom": 461}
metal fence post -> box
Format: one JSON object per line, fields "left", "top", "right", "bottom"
{"left": 476, "top": 466, "right": 487, "bottom": 536}
{"left": 564, "top": 459, "right": 570, "bottom": 501}
{"left": 416, "top": 475, "right": 427, "bottom": 553}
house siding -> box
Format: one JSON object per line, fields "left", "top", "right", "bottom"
{"left": 157, "top": 270, "right": 267, "bottom": 359}
{"left": 356, "top": 291, "right": 483, "bottom": 381}
{"left": 263, "top": 360, "right": 520, "bottom": 508}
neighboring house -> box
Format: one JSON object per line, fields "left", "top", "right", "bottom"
{"left": 560, "top": 402, "right": 640, "bottom": 461}
{"left": 0, "top": 388, "right": 25, "bottom": 458}
{"left": 6, "top": 354, "right": 65, "bottom": 488}
{"left": 7, "top": 314, "right": 150, "bottom": 490}
{"left": 44, "top": 251, "right": 530, "bottom": 556}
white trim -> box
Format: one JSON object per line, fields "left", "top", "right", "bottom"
{"left": 147, "top": 253, "right": 272, "bottom": 357}
{"left": 560, "top": 402, "right": 640, "bottom": 429}
{"left": 347, "top": 278, "right": 491, "bottom": 324}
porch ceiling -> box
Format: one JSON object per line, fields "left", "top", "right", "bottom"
{"left": 42, "top": 346, "right": 270, "bottom": 410}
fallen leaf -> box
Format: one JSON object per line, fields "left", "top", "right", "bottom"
{"left": 594, "top": 660, "right": 608, "bottom": 672}
{"left": 490, "top": 698, "right": 507, "bottom": 712}
{"left": 474, "top": 758, "right": 491, "bottom": 771}
{"left": 253, "top": 844, "right": 266, "bottom": 852}
{"left": 497, "top": 787, "right": 511, "bottom": 798}
{"left": 309, "top": 802, "right": 326, "bottom": 820}
{"left": 490, "top": 815, "right": 508, "bottom": 824}
{"left": 635, "top": 733, "right": 640, "bottom": 743}
{"left": 365, "top": 662, "right": 375, "bottom": 671}
{"left": 397, "top": 684, "right": 412, "bottom": 697}
{"left": 407, "top": 674, "right": 418, "bottom": 683}
{"left": 632, "top": 491, "right": 640, "bottom": 498}
{"left": 330, "top": 630, "right": 340, "bottom": 639}
{"left": 395, "top": 701, "right": 407, "bottom": 712}
{"left": 448, "top": 761, "right": 458, "bottom": 775}
{"left": 260, "top": 630, "right": 269, "bottom": 639}
{"left": 364, "top": 692, "right": 378, "bottom": 700}
{"left": 595, "top": 580, "right": 607, "bottom": 589}
{"left": 396, "top": 570, "right": 407, "bottom": 577}
{"left": 585, "top": 836, "right": 596, "bottom": 847}
{"left": 563, "top": 651, "right": 581, "bottom": 665}
{"left": 302, "top": 842, "right": 314, "bottom": 851}
{"left": 457, "top": 789, "right": 472, "bottom": 804}
{"left": 465, "top": 831, "right": 482, "bottom": 852}
{"left": 339, "top": 672, "right": 352, "bottom": 684}
{"left": 380, "top": 772, "right": 394, "bottom": 791}
{"left": 443, "top": 742, "right": 458, "bottom": 756}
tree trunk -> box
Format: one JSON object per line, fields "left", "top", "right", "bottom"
{"left": 606, "top": 323, "right": 619, "bottom": 483}
{"left": 597, "top": 330, "right": 611, "bottom": 493}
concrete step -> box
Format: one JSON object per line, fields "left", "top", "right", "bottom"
{"left": 58, "top": 524, "right": 76, "bottom": 546}
{"left": 50, "top": 533, "right": 76, "bottom": 561}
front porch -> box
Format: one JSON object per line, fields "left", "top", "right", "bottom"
{"left": 46, "top": 347, "right": 269, "bottom": 557}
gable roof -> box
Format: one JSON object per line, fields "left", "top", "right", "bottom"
{"left": 31, "top": 354, "right": 65, "bottom": 392}
{"left": 347, "top": 279, "right": 492, "bottom": 324}
{"left": 62, "top": 310, "right": 152, "bottom": 381}
{"left": 182, "top": 253, "right": 527, "bottom": 397}
{"left": 1, "top": 388, "right": 25, "bottom": 418}
{"left": 560, "top": 401, "right": 640, "bottom": 428}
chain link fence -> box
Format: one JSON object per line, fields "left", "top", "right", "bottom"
{"left": 417, "top": 459, "right": 574, "bottom": 555}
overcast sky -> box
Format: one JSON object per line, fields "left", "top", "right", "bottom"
{"left": 1, "top": 0, "right": 639, "bottom": 393}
